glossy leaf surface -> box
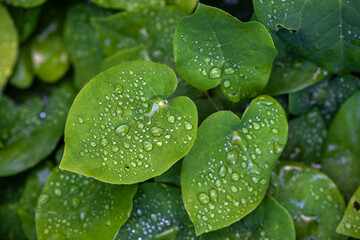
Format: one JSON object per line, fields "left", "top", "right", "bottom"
{"left": 200, "top": 195, "right": 295, "bottom": 240}
{"left": 173, "top": 4, "right": 276, "bottom": 102}
{"left": 36, "top": 167, "right": 137, "bottom": 240}
{"left": 322, "top": 91, "right": 360, "bottom": 201}
{"left": 116, "top": 183, "right": 196, "bottom": 239}
{"left": 182, "top": 95, "right": 288, "bottom": 235}
{"left": 253, "top": 0, "right": 360, "bottom": 74}
{"left": 91, "top": 0, "right": 164, "bottom": 11}
{"left": 273, "top": 162, "right": 346, "bottom": 240}
{"left": 60, "top": 61, "right": 198, "bottom": 184}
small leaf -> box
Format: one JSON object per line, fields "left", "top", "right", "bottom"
{"left": 173, "top": 4, "right": 277, "bottom": 102}
{"left": 60, "top": 61, "right": 198, "bottom": 184}
{"left": 35, "top": 167, "right": 137, "bottom": 240}
{"left": 200, "top": 195, "right": 295, "bottom": 240}
{"left": 181, "top": 95, "right": 288, "bottom": 235}
{"left": 116, "top": 183, "right": 196, "bottom": 239}
{"left": 0, "top": 4, "right": 18, "bottom": 90}
{"left": 253, "top": 0, "right": 360, "bottom": 74}
{"left": 9, "top": 43, "right": 34, "bottom": 89}
{"left": 336, "top": 185, "right": 360, "bottom": 238}
{"left": 273, "top": 162, "right": 346, "bottom": 240}
{"left": 91, "top": 0, "right": 165, "bottom": 11}
{"left": 322, "top": 91, "right": 360, "bottom": 201}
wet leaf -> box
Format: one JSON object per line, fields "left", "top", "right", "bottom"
{"left": 200, "top": 195, "right": 295, "bottom": 240}
{"left": 91, "top": 0, "right": 165, "bottom": 11}
{"left": 18, "top": 162, "right": 53, "bottom": 240}
{"left": 5, "top": 0, "right": 47, "bottom": 8}
{"left": 64, "top": 3, "right": 112, "bottom": 89}
{"left": 0, "top": 81, "right": 75, "bottom": 176}
{"left": 0, "top": 4, "right": 18, "bottom": 90}
{"left": 166, "top": 0, "right": 198, "bottom": 14}
{"left": 116, "top": 183, "right": 196, "bottom": 239}
{"left": 35, "top": 167, "right": 137, "bottom": 240}
{"left": 281, "top": 108, "right": 327, "bottom": 166}
{"left": 8, "top": 6, "right": 41, "bottom": 42}
{"left": 154, "top": 160, "right": 182, "bottom": 187}
{"left": 173, "top": 4, "right": 276, "bottom": 102}
{"left": 181, "top": 95, "right": 288, "bottom": 235}
{"left": 9, "top": 43, "right": 34, "bottom": 89}
{"left": 336, "top": 185, "right": 360, "bottom": 238}
{"left": 322, "top": 91, "right": 360, "bottom": 201}
{"left": 60, "top": 61, "right": 198, "bottom": 184}
{"left": 273, "top": 162, "right": 346, "bottom": 240}
{"left": 253, "top": 0, "right": 360, "bottom": 74}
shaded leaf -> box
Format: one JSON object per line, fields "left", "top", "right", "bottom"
{"left": 154, "top": 160, "right": 182, "bottom": 187}
{"left": 5, "top": 0, "right": 46, "bottom": 8}
{"left": 8, "top": 6, "right": 41, "bottom": 42}
{"left": 166, "top": 0, "right": 198, "bottom": 14}
{"left": 9, "top": 43, "right": 34, "bottom": 89}
{"left": 91, "top": 0, "right": 165, "bottom": 11}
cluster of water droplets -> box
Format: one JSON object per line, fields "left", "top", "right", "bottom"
{"left": 74, "top": 70, "right": 193, "bottom": 181}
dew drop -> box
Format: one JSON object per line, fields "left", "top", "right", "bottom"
{"left": 90, "top": 142, "right": 97, "bottom": 147}
{"left": 253, "top": 122, "right": 260, "bottom": 130}
{"left": 167, "top": 115, "right": 175, "bottom": 124}
{"left": 143, "top": 141, "right": 153, "bottom": 152}
{"left": 272, "top": 128, "right": 279, "bottom": 134}
{"left": 232, "top": 173, "right": 240, "bottom": 182}
{"left": 255, "top": 148, "right": 262, "bottom": 155}
{"left": 72, "top": 198, "right": 81, "bottom": 209}
{"left": 198, "top": 193, "right": 210, "bottom": 205}
{"left": 226, "top": 150, "right": 238, "bottom": 165}
{"left": 78, "top": 117, "right": 84, "bottom": 124}
{"left": 151, "top": 127, "right": 163, "bottom": 137}
{"left": 54, "top": 188, "right": 62, "bottom": 196}
{"left": 231, "top": 186, "right": 238, "bottom": 193}
{"left": 184, "top": 121, "right": 193, "bottom": 131}
{"left": 224, "top": 67, "right": 234, "bottom": 74}
{"left": 38, "top": 194, "right": 50, "bottom": 206}
{"left": 209, "top": 189, "right": 218, "bottom": 202}
{"left": 218, "top": 165, "right": 227, "bottom": 178}
{"left": 114, "top": 84, "right": 123, "bottom": 93}
{"left": 100, "top": 138, "right": 109, "bottom": 147}
{"left": 209, "top": 67, "right": 222, "bottom": 79}
{"left": 231, "top": 130, "right": 248, "bottom": 151}
{"left": 223, "top": 80, "right": 230, "bottom": 88}
{"left": 115, "top": 124, "right": 129, "bottom": 137}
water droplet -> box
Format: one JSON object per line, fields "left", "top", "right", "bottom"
{"left": 271, "top": 138, "right": 284, "bottom": 154}
{"left": 209, "top": 67, "right": 222, "bottom": 79}
{"left": 201, "top": 69, "right": 207, "bottom": 76}
{"left": 114, "top": 84, "right": 123, "bottom": 93}
{"left": 101, "top": 138, "right": 109, "bottom": 147}
{"left": 231, "top": 130, "right": 248, "bottom": 151}
{"left": 54, "top": 188, "right": 62, "bottom": 196}
{"left": 116, "top": 108, "right": 123, "bottom": 118}
{"left": 72, "top": 198, "right": 81, "bottom": 209}
{"left": 90, "top": 142, "right": 97, "bottom": 147}
{"left": 143, "top": 141, "right": 153, "bottom": 152}
{"left": 255, "top": 148, "right": 262, "bottom": 155}
{"left": 224, "top": 67, "right": 234, "bottom": 74}
{"left": 78, "top": 117, "right": 84, "bottom": 124}
{"left": 232, "top": 173, "right": 240, "bottom": 182}
{"left": 226, "top": 151, "right": 238, "bottom": 165}
{"left": 184, "top": 122, "right": 193, "bottom": 131}
{"left": 272, "top": 128, "right": 279, "bottom": 134}
{"left": 167, "top": 115, "right": 175, "bottom": 124}
{"left": 209, "top": 189, "right": 218, "bottom": 202}
{"left": 38, "top": 194, "right": 50, "bottom": 206}
{"left": 253, "top": 122, "right": 260, "bottom": 130}
{"left": 251, "top": 177, "right": 259, "bottom": 184}
{"left": 231, "top": 186, "right": 238, "bottom": 193}
{"left": 223, "top": 80, "right": 230, "bottom": 88}
{"left": 151, "top": 127, "right": 163, "bottom": 137}
{"left": 198, "top": 193, "right": 210, "bottom": 205}
{"left": 115, "top": 124, "right": 129, "bottom": 137}
{"left": 218, "top": 165, "right": 227, "bottom": 177}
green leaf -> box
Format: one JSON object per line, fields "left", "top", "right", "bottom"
{"left": 289, "top": 75, "right": 360, "bottom": 124}
{"left": 60, "top": 61, "right": 198, "bottom": 184}
{"left": 5, "top": 0, "right": 46, "bottom": 8}
{"left": 9, "top": 43, "right": 34, "bottom": 89}
{"left": 154, "top": 160, "right": 182, "bottom": 187}
{"left": 322, "top": 91, "right": 360, "bottom": 201}
{"left": 30, "top": 15, "right": 69, "bottom": 83}
{"left": 253, "top": 0, "right": 360, "bottom": 74}
{"left": 166, "top": 0, "right": 198, "bottom": 14}
{"left": 35, "top": 167, "right": 137, "bottom": 240}
{"left": 64, "top": 3, "right": 112, "bottom": 90}
{"left": 0, "top": 81, "right": 75, "bottom": 176}
{"left": 116, "top": 183, "right": 196, "bottom": 239}
{"left": 8, "top": 6, "right": 41, "bottom": 42}
{"left": 200, "top": 195, "right": 295, "bottom": 240}
{"left": 181, "top": 95, "right": 288, "bottom": 235}
{"left": 272, "top": 162, "right": 346, "bottom": 240}
{"left": 91, "top": 0, "right": 165, "bottom": 11}
{"left": 281, "top": 108, "right": 327, "bottom": 166}
{"left": 18, "top": 162, "right": 53, "bottom": 240}
{"left": 0, "top": 4, "right": 18, "bottom": 90}
{"left": 336, "top": 185, "right": 360, "bottom": 238}
{"left": 173, "top": 4, "right": 277, "bottom": 102}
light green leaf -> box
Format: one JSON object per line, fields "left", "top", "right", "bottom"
{"left": 91, "top": 0, "right": 165, "bottom": 11}
{"left": 0, "top": 4, "right": 18, "bottom": 90}
{"left": 173, "top": 4, "right": 277, "bottom": 102}
{"left": 322, "top": 91, "right": 360, "bottom": 201}
{"left": 64, "top": 3, "right": 112, "bottom": 90}
{"left": 60, "top": 61, "right": 198, "bottom": 184}
{"left": 0, "top": 81, "right": 75, "bottom": 176}
{"left": 253, "top": 0, "right": 360, "bottom": 74}
{"left": 166, "top": 0, "right": 198, "bottom": 14}
{"left": 337, "top": 185, "right": 360, "bottom": 238}
{"left": 200, "top": 195, "right": 295, "bottom": 240}
{"left": 35, "top": 167, "right": 137, "bottom": 240}
{"left": 273, "top": 162, "right": 346, "bottom": 240}
{"left": 5, "top": 0, "right": 46, "bottom": 8}
{"left": 116, "top": 183, "right": 196, "bottom": 239}
{"left": 9, "top": 43, "right": 34, "bottom": 89}
{"left": 181, "top": 95, "right": 288, "bottom": 235}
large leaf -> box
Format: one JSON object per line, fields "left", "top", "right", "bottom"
{"left": 116, "top": 183, "right": 196, "bottom": 239}
{"left": 166, "top": 0, "right": 198, "bottom": 14}
{"left": 91, "top": 0, "right": 165, "bottom": 11}
{"left": 60, "top": 61, "right": 198, "bottom": 184}
{"left": 173, "top": 4, "right": 277, "bottom": 102}
{"left": 336, "top": 185, "right": 360, "bottom": 238}
{"left": 273, "top": 162, "right": 346, "bottom": 240}
{"left": 200, "top": 195, "right": 295, "bottom": 240}
{"left": 322, "top": 91, "right": 360, "bottom": 201}
{"left": 35, "top": 167, "right": 137, "bottom": 240}
{"left": 181, "top": 95, "right": 288, "bottom": 235}
{"left": 0, "top": 4, "right": 18, "bottom": 90}
{"left": 253, "top": 0, "right": 360, "bottom": 74}
{"left": 0, "top": 81, "right": 75, "bottom": 176}
{"left": 64, "top": 3, "right": 112, "bottom": 90}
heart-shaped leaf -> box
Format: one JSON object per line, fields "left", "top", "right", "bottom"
{"left": 91, "top": 0, "right": 165, "bottom": 11}
{"left": 60, "top": 61, "right": 198, "bottom": 184}
{"left": 253, "top": 0, "right": 360, "bottom": 74}
{"left": 322, "top": 91, "right": 360, "bottom": 201}
{"left": 181, "top": 95, "right": 288, "bottom": 235}
{"left": 200, "top": 195, "right": 295, "bottom": 240}
{"left": 173, "top": 4, "right": 277, "bottom": 102}
{"left": 0, "top": 4, "right": 18, "bottom": 90}
{"left": 272, "top": 162, "right": 346, "bottom": 240}
{"left": 336, "top": 185, "right": 360, "bottom": 238}
{"left": 35, "top": 167, "right": 137, "bottom": 240}
{"left": 116, "top": 183, "right": 196, "bottom": 239}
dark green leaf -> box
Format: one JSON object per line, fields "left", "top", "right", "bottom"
{"left": 91, "top": 0, "right": 165, "bottom": 11}
{"left": 9, "top": 43, "right": 34, "bottom": 89}
{"left": 273, "top": 162, "right": 346, "bottom": 240}
{"left": 60, "top": 61, "right": 198, "bottom": 184}
{"left": 154, "top": 160, "right": 182, "bottom": 187}
{"left": 5, "top": 0, "right": 46, "bottom": 8}
{"left": 36, "top": 167, "right": 137, "bottom": 240}
{"left": 173, "top": 4, "right": 277, "bottom": 102}
{"left": 181, "top": 95, "right": 288, "bottom": 235}
{"left": 116, "top": 183, "right": 196, "bottom": 239}
{"left": 0, "top": 203, "right": 27, "bottom": 240}
{"left": 8, "top": 6, "right": 41, "bottom": 42}
{"left": 322, "top": 91, "right": 360, "bottom": 201}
